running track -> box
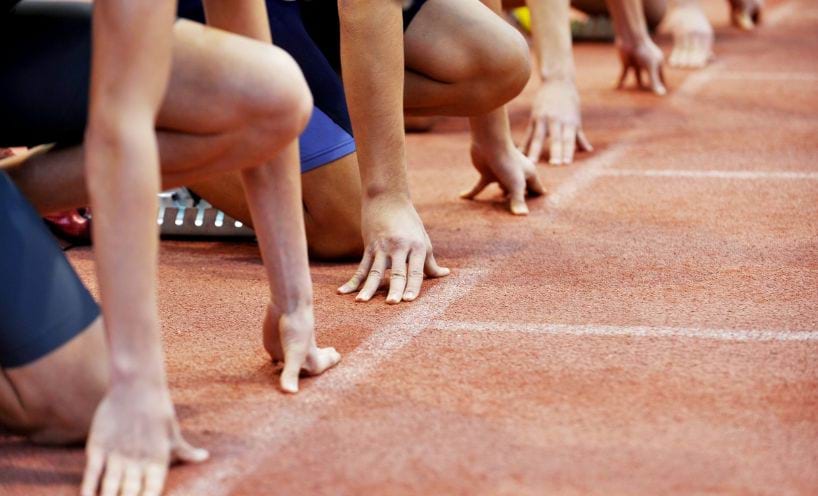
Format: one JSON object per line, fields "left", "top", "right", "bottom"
{"left": 1, "top": 0, "right": 816, "bottom": 494}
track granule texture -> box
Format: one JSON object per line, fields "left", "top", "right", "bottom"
{"left": 1, "top": 1, "right": 816, "bottom": 494}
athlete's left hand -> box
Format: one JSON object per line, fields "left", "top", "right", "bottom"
{"left": 521, "top": 78, "right": 593, "bottom": 166}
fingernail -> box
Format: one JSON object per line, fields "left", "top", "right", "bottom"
{"left": 404, "top": 292, "right": 414, "bottom": 300}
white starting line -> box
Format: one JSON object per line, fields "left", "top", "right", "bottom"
{"left": 432, "top": 321, "right": 818, "bottom": 343}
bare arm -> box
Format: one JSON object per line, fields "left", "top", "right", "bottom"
{"left": 461, "top": 0, "right": 544, "bottom": 214}
{"left": 201, "top": 0, "right": 340, "bottom": 392}
{"left": 81, "top": 1, "right": 206, "bottom": 495}
{"left": 339, "top": 0, "right": 409, "bottom": 200}
{"left": 337, "top": 0, "right": 449, "bottom": 304}
{"left": 518, "top": 0, "right": 592, "bottom": 165}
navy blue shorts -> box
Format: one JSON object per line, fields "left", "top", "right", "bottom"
{"left": 0, "top": 171, "right": 100, "bottom": 368}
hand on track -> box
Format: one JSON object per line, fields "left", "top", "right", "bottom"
{"left": 81, "top": 381, "right": 208, "bottom": 496}
{"left": 730, "top": 0, "right": 763, "bottom": 30}
{"left": 663, "top": 2, "right": 715, "bottom": 68}
{"left": 264, "top": 304, "right": 341, "bottom": 393}
{"left": 616, "top": 38, "right": 668, "bottom": 95}
{"left": 521, "top": 78, "right": 593, "bottom": 166}
{"left": 338, "top": 194, "right": 449, "bottom": 303}
{"left": 461, "top": 141, "right": 545, "bottom": 215}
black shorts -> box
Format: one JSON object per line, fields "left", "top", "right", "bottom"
{"left": 0, "top": 171, "right": 100, "bottom": 368}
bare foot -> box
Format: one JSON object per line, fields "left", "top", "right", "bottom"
{"left": 662, "top": 1, "right": 715, "bottom": 69}
{"left": 263, "top": 304, "right": 341, "bottom": 393}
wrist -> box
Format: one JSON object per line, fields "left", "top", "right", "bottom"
{"left": 108, "top": 329, "right": 167, "bottom": 384}
{"left": 616, "top": 30, "right": 652, "bottom": 51}
{"left": 539, "top": 65, "right": 574, "bottom": 83}
{"left": 110, "top": 361, "right": 167, "bottom": 389}
{"left": 363, "top": 186, "right": 411, "bottom": 204}
{"left": 269, "top": 295, "right": 313, "bottom": 320}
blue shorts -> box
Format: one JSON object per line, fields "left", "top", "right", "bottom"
{"left": 0, "top": 171, "right": 100, "bottom": 368}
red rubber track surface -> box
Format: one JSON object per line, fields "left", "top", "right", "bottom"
{"left": 2, "top": 1, "right": 817, "bottom": 494}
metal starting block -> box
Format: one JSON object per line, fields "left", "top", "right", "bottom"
{"left": 157, "top": 205, "right": 255, "bottom": 238}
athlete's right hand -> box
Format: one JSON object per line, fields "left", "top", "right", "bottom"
{"left": 339, "top": 193, "right": 449, "bottom": 304}
{"left": 616, "top": 37, "right": 667, "bottom": 95}
{"left": 81, "top": 379, "right": 208, "bottom": 496}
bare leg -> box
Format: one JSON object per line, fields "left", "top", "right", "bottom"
{"left": 8, "top": 20, "right": 308, "bottom": 213}
{"left": 0, "top": 318, "right": 108, "bottom": 444}
{"left": 189, "top": 152, "right": 364, "bottom": 260}
{"left": 403, "top": 0, "right": 531, "bottom": 116}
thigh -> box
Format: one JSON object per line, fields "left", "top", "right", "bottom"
{"left": 301, "top": 153, "right": 363, "bottom": 260}
{"left": 0, "top": 1, "right": 92, "bottom": 148}
{"left": 1, "top": 317, "right": 107, "bottom": 442}
{"left": 403, "top": 0, "right": 520, "bottom": 82}
{"left": 177, "top": 0, "right": 356, "bottom": 170}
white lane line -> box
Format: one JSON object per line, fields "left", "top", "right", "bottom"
{"left": 175, "top": 269, "right": 486, "bottom": 496}
{"left": 713, "top": 72, "right": 818, "bottom": 82}
{"left": 599, "top": 169, "right": 818, "bottom": 181}
{"left": 432, "top": 321, "right": 818, "bottom": 343}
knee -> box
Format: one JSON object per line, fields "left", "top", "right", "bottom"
{"left": 238, "top": 47, "right": 313, "bottom": 159}
{"left": 466, "top": 25, "right": 531, "bottom": 113}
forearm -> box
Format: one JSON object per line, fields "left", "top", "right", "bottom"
{"left": 87, "top": 0, "right": 176, "bottom": 381}
{"left": 528, "top": 0, "right": 575, "bottom": 82}
{"left": 200, "top": 0, "right": 310, "bottom": 312}
{"left": 240, "top": 144, "right": 312, "bottom": 315}
{"left": 339, "top": 0, "right": 409, "bottom": 200}
{"left": 606, "top": 0, "right": 652, "bottom": 47}
{"left": 470, "top": 0, "right": 515, "bottom": 148}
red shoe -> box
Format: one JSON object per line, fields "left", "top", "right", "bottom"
{"left": 43, "top": 208, "right": 92, "bottom": 245}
